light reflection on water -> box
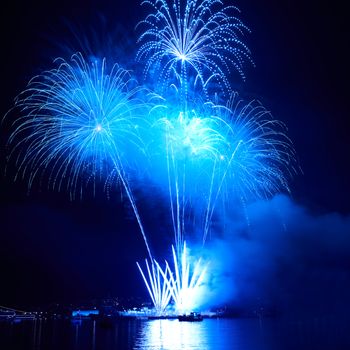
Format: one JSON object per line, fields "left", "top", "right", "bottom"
{"left": 134, "top": 318, "right": 272, "bottom": 350}
{"left": 135, "top": 319, "right": 210, "bottom": 350}
{"left": 0, "top": 317, "right": 348, "bottom": 350}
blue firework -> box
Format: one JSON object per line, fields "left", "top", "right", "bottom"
{"left": 137, "top": 0, "right": 253, "bottom": 96}
{"left": 146, "top": 94, "right": 297, "bottom": 246}
{"left": 7, "top": 52, "right": 148, "bottom": 198}
{"left": 6, "top": 52, "right": 155, "bottom": 258}
{"left": 199, "top": 95, "right": 298, "bottom": 242}
{"left": 223, "top": 97, "right": 297, "bottom": 200}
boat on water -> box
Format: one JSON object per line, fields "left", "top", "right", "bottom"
{"left": 178, "top": 312, "right": 203, "bottom": 322}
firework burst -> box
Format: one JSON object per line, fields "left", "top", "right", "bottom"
{"left": 7, "top": 52, "right": 149, "bottom": 198}
{"left": 137, "top": 0, "right": 253, "bottom": 97}
{"left": 147, "top": 93, "right": 297, "bottom": 247}
{"left": 5, "top": 52, "right": 155, "bottom": 257}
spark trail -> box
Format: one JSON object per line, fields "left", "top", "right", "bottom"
{"left": 137, "top": 242, "right": 208, "bottom": 314}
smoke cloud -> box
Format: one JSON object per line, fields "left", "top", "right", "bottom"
{"left": 200, "top": 195, "right": 350, "bottom": 317}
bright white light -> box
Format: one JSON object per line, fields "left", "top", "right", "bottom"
{"left": 135, "top": 319, "right": 207, "bottom": 350}
{"left": 95, "top": 124, "right": 102, "bottom": 132}
{"left": 169, "top": 242, "right": 208, "bottom": 314}
{"left": 177, "top": 53, "right": 187, "bottom": 62}
{"left": 137, "top": 242, "right": 208, "bottom": 315}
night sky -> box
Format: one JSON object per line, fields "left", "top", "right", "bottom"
{"left": 0, "top": 0, "right": 349, "bottom": 316}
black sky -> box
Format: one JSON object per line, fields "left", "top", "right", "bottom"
{"left": 0, "top": 0, "right": 349, "bottom": 311}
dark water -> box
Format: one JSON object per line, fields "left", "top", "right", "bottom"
{"left": 0, "top": 317, "right": 349, "bottom": 350}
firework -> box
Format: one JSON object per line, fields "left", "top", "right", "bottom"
{"left": 200, "top": 95, "right": 298, "bottom": 242}
{"left": 6, "top": 52, "right": 153, "bottom": 257}
{"left": 7, "top": 53, "right": 148, "bottom": 194}
{"left": 3, "top": 0, "right": 299, "bottom": 316}
{"left": 137, "top": 242, "right": 208, "bottom": 314}
{"left": 137, "top": 259, "right": 173, "bottom": 315}
{"left": 137, "top": 0, "right": 253, "bottom": 97}
{"left": 146, "top": 93, "right": 297, "bottom": 248}
{"left": 167, "top": 242, "right": 208, "bottom": 313}
{"left": 137, "top": 91, "right": 296, "bottom": 313}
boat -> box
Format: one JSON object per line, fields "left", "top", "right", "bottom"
{"left": 178, "top": 312, "right": 203, "bottom": 322}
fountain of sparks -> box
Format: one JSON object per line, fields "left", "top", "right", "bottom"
{"left": 137, "top": 242, "right": 208, "bottom": 315}
{"left": 136, "top": 259, "right": 173, "bottom": 315}
{"left": 167, "top": 242, "right": 208, "bottom": 313}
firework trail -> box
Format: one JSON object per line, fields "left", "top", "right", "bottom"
{"left": 5, "top": 52, "right": 153, "bottom": 258}
{"left": 137, "top": 259, "right": 173, "bottom": 314}
{"left": 137, "top": 242, "right": 207, "bottom": 314}
{"left": 137, "top": 0, "right": 253, "bottom": 98}
{"left": 147, "top": 95, "right": 228, "bottom": 250}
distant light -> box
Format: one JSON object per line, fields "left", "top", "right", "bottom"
{"left": 95, "top": 124, "right": 102, "bottom": 132}
{"left": 72, "top": 310, "right": 99, "bottom": 317}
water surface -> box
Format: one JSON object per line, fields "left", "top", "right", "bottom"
{"left": 0, "top": 317, "right": 348, "bottom": 350}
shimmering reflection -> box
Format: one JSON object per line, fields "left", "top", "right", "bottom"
{"left": 134, "top": 319, "right": 209, "bottom": 350}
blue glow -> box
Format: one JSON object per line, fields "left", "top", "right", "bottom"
{"left": 146, "top": 94, "right": 296, "bottom": 251}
